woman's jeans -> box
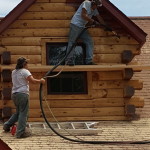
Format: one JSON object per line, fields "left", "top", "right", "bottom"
{"left": 4, "top": 93, "right": 29, "bottom": 137}
{"left": 66, "top": 23, "right": 94, "bottom": 64}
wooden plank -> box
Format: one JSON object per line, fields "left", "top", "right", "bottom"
{"left": 94, "top": 44, "right": 140, "bottom": 55}
{"left": 27, "top": 3, "right": 77, "bottom": 12}
{"left": 125, "top": 97, "right": 144, "bottom": 108}
{"left": 92, "top": 80, "right": 143, "bottom": 90}
{"left": 1, "top": 37, "right": 41, "bottom": 46}
{"left": 10, "top": 20, "right": 71, "bottom": 29}
{"left": 11, "top": 107, "right": 125, "bottom": 117}
{"left": 5, "top": 46, "right": 41, "bottom": 55}
{"left": 0, "top": 36, "right": 138, "bottom": 46}
{"left": 1, "top": 64, "right": 149, "bottom": 73}
{"left": 92, "top": 89, "right": 123, "bottom": 98}
{"left": 1, "top": 28, "right": 107, "bottom": 37}
{"left": 19, "top": 12, "right": 74, "bottom": 20}
{"left": 28, "top": 116, "right": 129, "bottom": 122}
{"left": 92, "top": 71, "right": 123, "bottom": 81}
{"left": 93, "top": 54, "right": 121, "bottom": 63}
{"left": 4, "top": 98, "right": 125, "bottom": 109}
{"left": 93, "top": 37, "right": 138, "bottom": 45}
{"left": 11, "top": 55, "right": 41, "bottom": 64}
{"left": 3, "top": 97, "right": 144, "bottom": 109}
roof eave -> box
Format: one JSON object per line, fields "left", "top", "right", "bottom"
{"left": 102, "top": 0, "right": 147, "bottom": 45}
{"left": 0, "top": 0, "right": 36, "bottom": 35}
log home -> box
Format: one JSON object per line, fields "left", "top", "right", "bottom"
{"left": 0, "top": 0, "right": 147, "bottom": 122}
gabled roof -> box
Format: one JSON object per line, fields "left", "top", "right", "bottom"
{"left": 0, "top": 0, "right": 147, "bottom": 46}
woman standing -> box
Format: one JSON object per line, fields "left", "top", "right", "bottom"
{"left": 3, "top": 57, "right": 45, "bottom": 138}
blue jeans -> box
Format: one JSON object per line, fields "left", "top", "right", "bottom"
{"left": 4, "top": 93, "right": 29, "bottom": 137}
{"left": 66, "top": 23, "right": 94, "bottom": 64}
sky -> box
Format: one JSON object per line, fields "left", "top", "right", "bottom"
{"left": 0, "top": 0, "right": 149, "bottom": 17}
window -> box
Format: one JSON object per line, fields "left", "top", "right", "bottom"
{"left": 46, "top": 42, "right": 86, "bottom": 65}
{"left": 46, "top": 42, "right": 87, "bottom": 95}
{"left": 47, "top": 72, "right": 87, "bottom": 94}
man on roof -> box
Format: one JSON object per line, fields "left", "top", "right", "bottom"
{"left": 66, "top": 0, "right": 109, "bottom": 66}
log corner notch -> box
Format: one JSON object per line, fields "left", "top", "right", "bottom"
{"left": 1, "top": 69, "right": 12, "bottom": 82}
{"left": 2, "top": 107, "right": 12, "bottom": 119}
{"left": 125, "top": 104, "right": 140, "bottom": 120}
{"left": 1, "top": 51, "right": 11, "bottom": 65}
{"left": 123, "top": 68, "right": 134, "bottom": 80}
{"left": 124, "top": 86, "right": 135, "bottom": 98}
{"left": 2, "top": 88, "right": 11, "bottom": 100}
{"left": 121, "top": 50, "right": 133, "bottom": 64}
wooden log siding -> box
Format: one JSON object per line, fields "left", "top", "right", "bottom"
{"left": 0, "top": 0, "right": 144, "bottom": 121}
{"left": 3, "top": 97, "right": 144, "bottom": 110}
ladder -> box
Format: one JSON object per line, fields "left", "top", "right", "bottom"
{"left": 27, "top": 122, "right": 99, "bottom": 136}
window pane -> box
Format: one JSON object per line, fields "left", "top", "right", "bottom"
{"left": 47, "top": 72, "right": 87, "bottom": 95}
{"left": 46, "top": 43, "right": 85, "bottom": 65}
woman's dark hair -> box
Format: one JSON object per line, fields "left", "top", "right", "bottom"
{"left": 15, "top": 57, "right": 28, "bottom": 69}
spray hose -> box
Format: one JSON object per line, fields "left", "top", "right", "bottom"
{"left": 39, "top": 25, "right": 150, "bottom": 145}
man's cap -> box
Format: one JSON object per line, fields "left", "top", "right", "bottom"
{"left": 92, "top": 0, "right": 102, "bottom": 6}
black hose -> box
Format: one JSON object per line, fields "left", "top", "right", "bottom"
{"left": 39, "top": 25, "right": 150, "bottom": 145}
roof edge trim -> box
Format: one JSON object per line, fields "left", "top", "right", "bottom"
{"left": 102, "top": 0, "right": 147, "bottom": 45}
{"left": 0, "top": 0, "right": 36, "bottom": 35}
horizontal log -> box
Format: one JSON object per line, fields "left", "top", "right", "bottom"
{"left": 92, "top": 80, "right": 143, "bottom": 90}
{"left": 0, "top": 36, "right": 138, "bottom": 46}
{"left": 5, "top": 98, "right": 125, "bottom": 109}
{"left": 12, "top": 107, "right": 125, "bottom": 117}
{"left": 19, "top": 12, "right": 74, "bottom": 20}
{"left": 93, "top": 37, "right": 138, "bottom": 45}
{"left": 28, "top": 116, "right": 129, "bottom": 122}
{"left": 1, "top": 28, "right": 108, "bottom": 37}
{"left": 1, "top": 97, "right": 144, "bottom": 110}
{"left": 92, "top": 89, "right": 123, "bottom": 98}
{"left": 0, "top": 37, "right": 42, "bottom": 46}
{"left": 3, "top": 46, "right": 41, "bottom": 55}
{"left": 2, "top": 64, "right": 149, "bottom": 73}
{"left": 92, "top": 71, "right": 123, "bottom": 81}
{"left": 92, "top": 70, "right": 134, "bottom": 81}
{"left": 93, "top": 54, "right": 121, "bottom": 63}
{"left": 94, "top": 45, "right": 140, "bottom": 55}
{"left": 11, "top": 55, "right": 41, "bottom": 64}
{"left": 27, "top": 3, "right": 77, "bottom": 12}
{"left": 10, "top": 20, "right": 71, "bottom": 29}
{"left": 125, "top": 97, "right": 144, "bottom": 108}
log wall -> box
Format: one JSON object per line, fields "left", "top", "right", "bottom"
{"left": 0, "top": 0, "right": 144, "bottom": 122}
